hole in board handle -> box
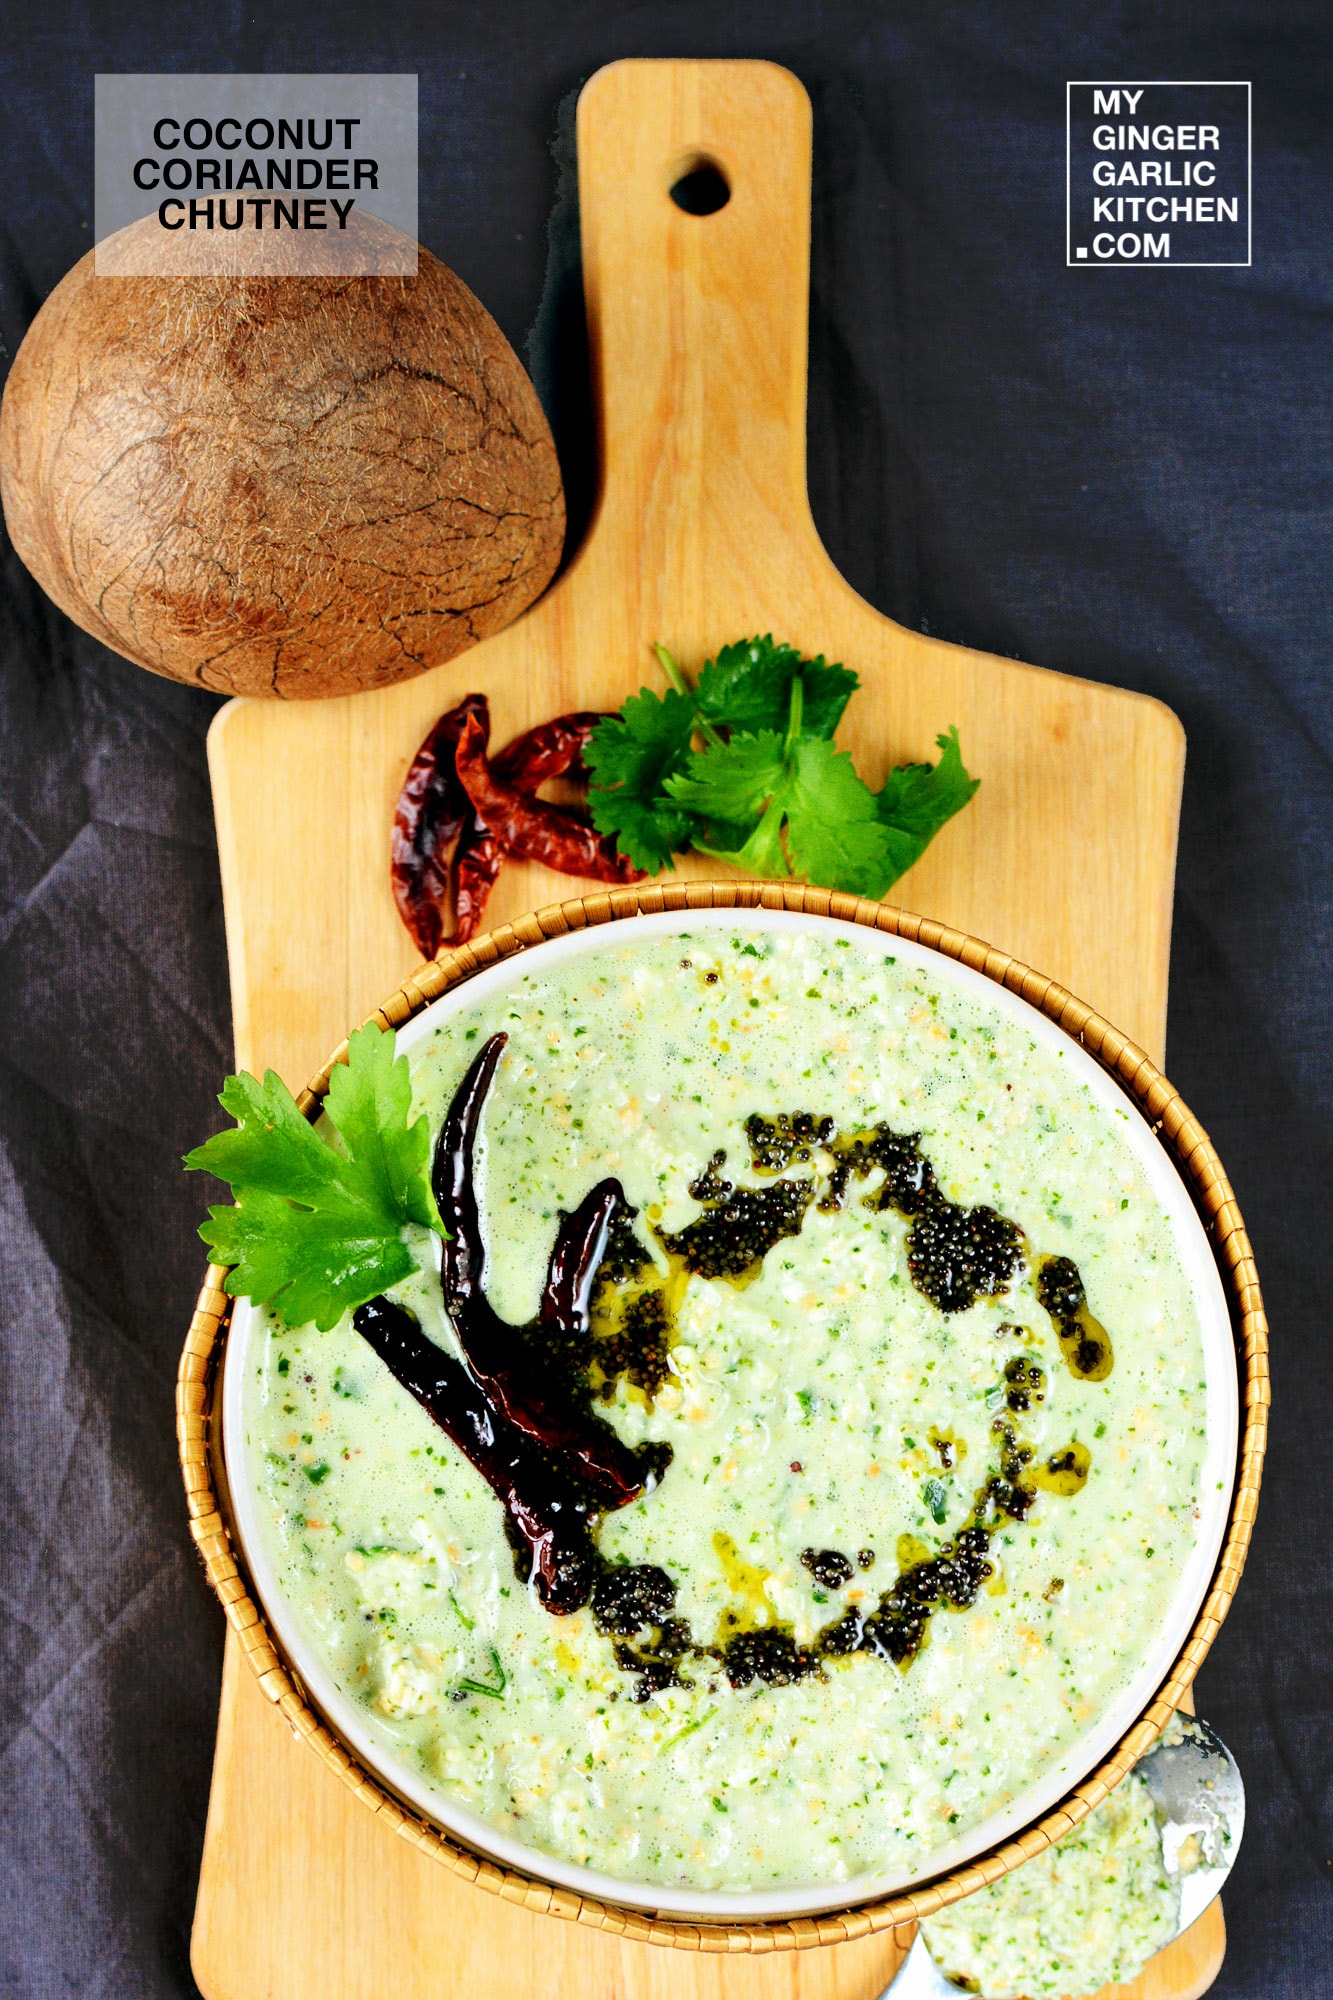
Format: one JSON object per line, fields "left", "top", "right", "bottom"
{"left": 669, "top": 159, "right": 731, "bottom": 215}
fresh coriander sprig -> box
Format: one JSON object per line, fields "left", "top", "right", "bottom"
{"left": 653, "top": 641, "right": 724, "bottom": 748}
{"left": 585, "top": 635, "right": 978, "bottom": 895}
{"left": 185, "top": 1022, "right": 443, "bottom": 1331}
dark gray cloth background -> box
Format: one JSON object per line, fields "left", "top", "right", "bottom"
{"left": 1, "top": 3, "right": 1328, "bottom": 1995}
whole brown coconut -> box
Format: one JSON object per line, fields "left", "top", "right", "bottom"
{"left": 0, "top": 214, "right": 564, "bottom": 697}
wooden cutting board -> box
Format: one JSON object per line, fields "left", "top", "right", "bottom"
{"left": 190, "top": 58, "right": 1222, "bottom": 2000}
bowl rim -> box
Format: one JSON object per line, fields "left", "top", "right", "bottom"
{"left": 178, "top": 879, "right": 1269, "bottom": 1952}
{"left": 222, "top": 903, "right": 1237, "bottom": 1917}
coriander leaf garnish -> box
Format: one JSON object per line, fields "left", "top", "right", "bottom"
{"left": 586, "top": 638, "right": 978, "bottom": 896}
{"left": 669, "top": 679, "right": 898, "bottom": 896}
{"left": 876, "top": 726, "right": 981, "bottom": 882}
{"left": 583, "top": 683, "right": 699, "bottom": 872}
{"left": 694, "top": 635, "right": 858, "bottom": 741}
{"left": 783, "top": 736, "right": 902, "bottom": 896}
{"left": 324, "top": 1020, "right": 440, "bottom": 1233}
{"left": 185, "top": 1022, "right": 442, "bottom": 1331}
{"left": 667, "top": 729, "right": 789, "bottom": 866}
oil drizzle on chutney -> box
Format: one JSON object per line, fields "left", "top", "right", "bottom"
{"left": 1036, "top": 1254, "right": 1115, "bottom": 1379}
{"left": 715, "top": 1393, "right": 1091, "bottom": 1685}
{"left": 749, "top": 1115, "right": 1025, "bottom": 1315}
{"left": 586, "top": 1210, "right": 681, "bottom": 1403}
{"left": 657, "top": 1150, "right": 813, "bottom": 1284}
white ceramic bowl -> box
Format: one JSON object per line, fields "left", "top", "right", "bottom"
{"left": 220, "top": 903, "right": 1238, "bottom": 1922}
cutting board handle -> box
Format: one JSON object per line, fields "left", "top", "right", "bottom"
{"left": 575, "top": 60, "right": 822, "bottom": 582}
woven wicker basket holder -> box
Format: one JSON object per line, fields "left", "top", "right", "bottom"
{"left": 177, "top": 880, "right": 1268, "bottom": 1953}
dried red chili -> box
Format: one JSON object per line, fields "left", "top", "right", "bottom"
{"left": 495, "top": 712, "right": 605, "bottom": 788}
{"left": 451, "top": 711, "right": 608, "bottom": 943}
{"left": 393, "top": 703, "right": 638, "bottom": 961}
{"left": 390, "top": 693, "right": 489, "bottom": 959}
{"left": 432, "top": 1031, "right": 655, "bottom": 1507}
{"left": 451, "top": 817, "right": 505, "bottom": 947}
{"left": 455, "top": 710, "right": 645, "bottom": 886}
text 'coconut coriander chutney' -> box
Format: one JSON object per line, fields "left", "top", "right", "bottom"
{"left": 237, "top": 923, "right": 1214, "bottom": 1896}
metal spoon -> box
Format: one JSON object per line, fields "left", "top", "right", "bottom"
{"left": 881, "top": 1713, "right": 1245, "bottom": 1998}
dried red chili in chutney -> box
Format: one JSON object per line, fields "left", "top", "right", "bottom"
{"left": 352, "top": 1034, "right": 670, "bottom": 1614}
